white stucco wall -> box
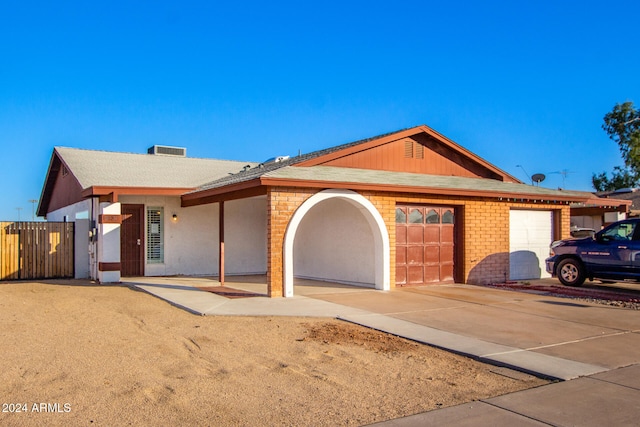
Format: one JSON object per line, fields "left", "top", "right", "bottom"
{"left": 119, "top": 195, "right": 267, "bottom": 277}
{"left": 120, "top": 196, "right": 217, "bottom": 276}
{"left": 98, "top": 202, "right": 121, "bottom": 283}
{"left": 225, "top": 197, "right": 268, "bottom": 275}
{"left": 46, "top": 199, "right": 92, "bottom": 279}
{"left": 293, "top": 197, "right": 375, "bottom": 286}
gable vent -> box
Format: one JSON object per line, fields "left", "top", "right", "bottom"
{"left": 147, "top": 145, "right": 187, "bottom": 157}
{"left": 415, "top": 142, "right": 424, "bottom": 159}
{"left": 404, "top": 140, "right": 413, "bottom": 158}
{"left": 403, "top": 139, "right": 424, "bottom": 159}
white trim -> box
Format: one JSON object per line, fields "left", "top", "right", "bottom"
{"left": 283, "top": 189, "right": 390, "bottom": 297}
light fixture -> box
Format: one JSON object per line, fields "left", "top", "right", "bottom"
{"left": 172, "top": 214, "right": 178, "bottom": 222}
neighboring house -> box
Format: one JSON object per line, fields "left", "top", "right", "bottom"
{"left": 37, "top": 125, "right": 628, "bottom": 297}
{"left": 568, "top": 187, "right": 633, "bottom": 232}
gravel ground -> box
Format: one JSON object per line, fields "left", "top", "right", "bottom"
{"left": 485, "top": 281, "right": 640, "bottom": 310}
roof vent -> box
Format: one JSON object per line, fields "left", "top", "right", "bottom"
{"left": 263, "top": 155, "right": 290, "bottom": 163}
{"left": 147, "top": 145, "right": 187, "bottom": 157}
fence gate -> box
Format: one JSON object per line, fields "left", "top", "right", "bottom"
{"left": 0, "top": 222, "right": 74, "bottom": 280}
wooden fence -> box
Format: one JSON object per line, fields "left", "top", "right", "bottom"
{"left": 0, "top": 222, "right": 74, "bottom": 281}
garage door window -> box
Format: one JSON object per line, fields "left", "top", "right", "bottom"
{"left": 409, "top": 209, "right": 423, "bottom": 223}
{"left": 443, "top": 209, "right": 454, "bottom": 224}
{"left": 426, "top": 209, "right": 440, "bottom": 224}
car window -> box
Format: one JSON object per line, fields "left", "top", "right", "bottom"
{"left": 601, "top": 222, "right": 637, "bottom": 241}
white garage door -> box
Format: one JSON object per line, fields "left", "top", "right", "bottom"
{"left": 509, "top": 210, "right": 553, "bottom": 280}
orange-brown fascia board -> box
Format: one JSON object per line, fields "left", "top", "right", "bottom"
{"left": 178, "top": 175, "right": 624, "bottom": 208}
{"left": 294, "top": 125, "right": 521, "bottom": 183}
{"left": 180, "top": 178, "right": 265, "bottom": 207}
{"left": 258, "top": 176, "right": 595, "bottom": 204}
{"left": 82, "top": 186, "right": 195, "bottom": 202}
{"left": 577, "top": 196, "right": 631, "bottom": 211}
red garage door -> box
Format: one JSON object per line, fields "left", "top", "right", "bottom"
{"left": 396, "top": 205, "right": 455, "bottom": 285}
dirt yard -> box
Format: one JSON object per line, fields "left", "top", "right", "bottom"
{"left": 0, "top": 281, "right": 547, "bottom": 426}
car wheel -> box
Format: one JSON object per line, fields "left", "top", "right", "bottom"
{"left": 556, "top": 258, "right": 586, "bottom": 287}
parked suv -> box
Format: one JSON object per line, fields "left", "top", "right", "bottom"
{"left": 546, "top": 218, "right": 640, "bottom": 286}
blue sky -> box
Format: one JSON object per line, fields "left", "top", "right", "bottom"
{"left": 1, "top": 1, "right": 639, "bottom": 220}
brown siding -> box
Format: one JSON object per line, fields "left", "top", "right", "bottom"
{"left": 318, "top": 135, "right": 507, "bottom": 180}
{"left": 47, "top": 166, "right": 85, "bottom": 213}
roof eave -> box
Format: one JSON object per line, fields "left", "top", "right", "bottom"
{"left": 181, "top": 178, "right": 265, "bottom": 207}
{"left": 258, "top": 176, "right": 592, "bottom": 203}
{"left": 82, "top": 186, "right": 197, "bottom": 202}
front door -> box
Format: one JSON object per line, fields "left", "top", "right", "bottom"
{"left": 396, "top": 205, "right": 455, "bottom": 285}
{"left": 121, "top": 204, "right": 144, "bottom": 276}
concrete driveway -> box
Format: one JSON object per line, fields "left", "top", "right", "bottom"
{"left": 307, "top": 282, "right": 640, "bottom": 372}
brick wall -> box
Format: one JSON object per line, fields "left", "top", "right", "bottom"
{"left": 266, "top": 186, "right": 572, "bottom": 296}
{"left": 266, "top": 187, "right": 315, "bottom": 297}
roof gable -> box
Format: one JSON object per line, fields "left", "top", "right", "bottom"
{"left": 37, "top": 151, "right": 86, "bottom": 216}
{"left": 295, "top": 125, "right": 519, "bottom": 182}
{"left": 193, "top": 125, "right": 519, "bottom": 195}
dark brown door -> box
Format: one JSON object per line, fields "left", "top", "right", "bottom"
{"left": 121, "top": 204, "right": 144, "bottom": 276}
{"left": 396, "top": 205, "right": 455, "bottom": 285}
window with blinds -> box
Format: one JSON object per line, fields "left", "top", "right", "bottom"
{"left": 147, "top": 207, "right": 164, "bottom": 263}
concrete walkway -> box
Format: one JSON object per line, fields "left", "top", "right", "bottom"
{"left": 126, "top": 276, "right": 640, "bottom": 426}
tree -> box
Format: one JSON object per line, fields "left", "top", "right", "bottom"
{"left": 592, "top": 102, "right": 640, "bottom": 191}
{"left": 592, "top": 167, "right": 637, "bottom": 192}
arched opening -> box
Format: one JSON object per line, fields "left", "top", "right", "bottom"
{"left": 283, "top": 189, "right": 390, "bottom": 297}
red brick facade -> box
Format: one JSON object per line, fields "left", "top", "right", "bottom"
{"left": 266, "top": 186, "right": 571, "bottom": 297}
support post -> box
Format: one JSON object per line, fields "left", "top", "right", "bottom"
{"left": 219, "top": 201, "right": 225, "bottom": 286}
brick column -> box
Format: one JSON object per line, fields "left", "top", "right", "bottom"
{"left": 266, "top": 187, "right": 315, "bottom": 297}
{"left": 362, "top": 191, "right": 397, "bottom": 289}
{"left": 464, "top": 200, "right": 511, "bottom": 285}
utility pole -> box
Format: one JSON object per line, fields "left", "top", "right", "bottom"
{"left": 28, "top": 199, "right": 38, "bottom": 221}
{"left": 16, "top": 207, "right": 22, "bottom": 221}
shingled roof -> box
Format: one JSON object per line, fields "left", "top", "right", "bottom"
{"left": 37, "top": 147, "right": 258, "bottom": 216}
{"left": 263, "top": 166, "right": 594, "bottom": 200}
{"left": 42, "top": 126, "right": 628, "bottom": 215}
{"left": 54, "top": 147, "right": 256, "bottom": 189}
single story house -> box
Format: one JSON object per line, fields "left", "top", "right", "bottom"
{"left": 37, "top": 125, "right": 628, "bottom": 297}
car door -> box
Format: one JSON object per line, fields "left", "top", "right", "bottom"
{"left": 629, "top": 224, "right": 640, "bottom": 276}
{"left": 581, "top": 220, "right": 639, "bottom": 276}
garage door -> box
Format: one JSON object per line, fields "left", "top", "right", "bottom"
{"left": 396, "top": 205, "right": 455, "bottom": 285}
{"left": 509, "top": 210, "right": 553, "bottom": 280}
